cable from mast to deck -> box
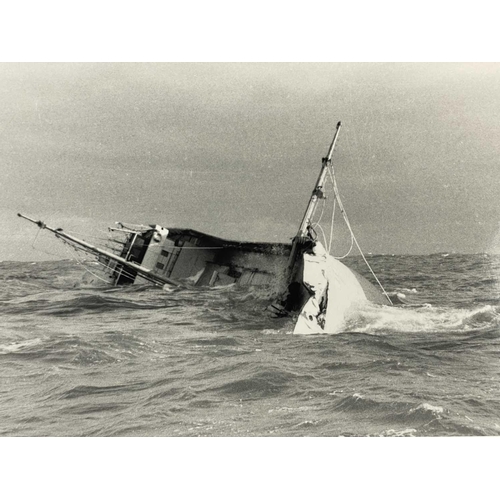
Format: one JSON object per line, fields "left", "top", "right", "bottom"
{"left": 301, "top": 125, "right": 393, "bottom": 306}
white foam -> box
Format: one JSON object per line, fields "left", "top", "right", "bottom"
{"left": 380, "top": 428, "right": 417, "bottom": 437}
{"left": 415, "top": 403, "right": 444, "bottom": 414}
{"left": 0, "top": 338, "right": 43, "bottom": 353}
{"left": 343, "top": 302, "right": 499, "bottom": 334}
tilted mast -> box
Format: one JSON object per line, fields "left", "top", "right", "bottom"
{"left": 17, "top": 213, "right": 182, "bottom": 287}
{"left": 297, "top": 120, "right": 342, "bottom": 238}
{"left": 266, "top": 122, "right": 343, "bottom": 316}
{"left": 283, "top": 122, "right": 342, "bottom": 280}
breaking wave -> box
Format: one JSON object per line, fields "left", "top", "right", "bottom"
{"left": 344, "top": 303, "right": 500, "bottom": 334}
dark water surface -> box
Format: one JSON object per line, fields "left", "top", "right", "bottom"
{"left": 1, "top": 254, "right": 499, "bottom": 436}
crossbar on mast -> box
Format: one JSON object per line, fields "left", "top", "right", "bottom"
{"left": 297, "top": 121, "right": 342, "bottom": 238}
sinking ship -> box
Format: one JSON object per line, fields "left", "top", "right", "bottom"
{"left": 19, "top": 122, "right": 392, "bottom": 333}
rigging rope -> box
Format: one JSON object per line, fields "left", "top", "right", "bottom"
{"left": 328, "top": 198, "right": 336, "bottom": 254}
{"left": 311, "top": 221, "right": 328, "bottom": 250}
{"left": 311, "top": 163, "right": 393, "bottom": 305}
{"left": 326, "top": 168, "right": 354, "bottom": 259}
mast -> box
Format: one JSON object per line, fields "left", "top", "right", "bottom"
{"left": 271, "top": 122, "right": 343, "bottom": 313}
{"left": 17, "top": 213, "right": 183, "bottom": 288}
{"left": 297, "top": 121, "right": 342, "bottom": 238}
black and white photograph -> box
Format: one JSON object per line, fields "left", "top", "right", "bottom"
{"left": 1, "top": 3, "right": 498, "bottom": 498}
{"left": 3, "top": 61, "right": 499, "bottom": 438}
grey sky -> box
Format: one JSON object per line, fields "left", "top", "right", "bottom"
{"left": 2, "top": 62, "right": 499, "bottom": 260}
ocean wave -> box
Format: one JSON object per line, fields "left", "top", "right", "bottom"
{"left": 214, "top": 370, "right": 293, "bottom": 398}
{"left": 0, "top": 338, "right": 44, "bottom": 354}
{"left": 343, "top": 303, "right": 500, "bottom": 334}
{"left": 2, "top": 256, "right": 500, "bottom": 436}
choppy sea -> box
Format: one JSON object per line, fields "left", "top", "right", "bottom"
{"left": 1, "top": 254, "right": 499, "bottom": 437}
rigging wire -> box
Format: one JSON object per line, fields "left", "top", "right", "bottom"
{"left": 63, "top": 240, "right": 145, "bottom": 286}
{"left": 29, "top": 228, "right": 69, "bottom": 259}
{"left": 331, "top": 172, "right": 393, "bottom": 305}
{"left": 310, "top": 164, "right": 335, "bottom": 250}
{"left": 328, "top": 198, "right": 336, "bottom": 254}
{"left": 310, "top": 160, "right": 393, "bottom": 305}
{"left": 31, "top": 226, "right": 42, "bottom": 249}
{"left": 24, "top": 218, "right": 158, "bottom": 286}
{"left": 55, "top": 232, "right": 131, "bottom": 284}
{"left": 52, "top": 229, "right": 112, "bottom": 242}
{"left": 326, "top": 167, "right": 354, "bottom": 259}
{"left": 60, "top": 238, "right": 113, "bottom": 285}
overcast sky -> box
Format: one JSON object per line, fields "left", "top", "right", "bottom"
{"left": 1, "top": 62, "right": 499, "bottom": 260}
